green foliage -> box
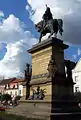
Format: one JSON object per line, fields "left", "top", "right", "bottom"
{"left": 1, "top": 94, "right": 11, "bottom": 102}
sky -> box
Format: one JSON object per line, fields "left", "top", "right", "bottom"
{"left": 0, "top": 0, "right": 81, "bottom": 78}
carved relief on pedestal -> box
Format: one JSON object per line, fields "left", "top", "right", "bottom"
{"left": 47, "top": 55, "right": 57, "bottom": 78}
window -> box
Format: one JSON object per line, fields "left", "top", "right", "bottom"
{"left": 19, "top": 90, "right": 21, "bottom": 95}
{"left": 15, "top": 91, "right": 17, "bottom": 95}
{"left": 8, "top": 84, "right": 10, "bottom": 88}
{"left": 75, "top": 87, "right": 79, "bottom": 92}
{"left": 10, "top": 91, "right": 12, "bottom": 95}
{"left": 13, "top": 85, "right": 15, "bottom": 88}
{"left": 17, "top": 83, "right": 18, "bottom": 88}
{"left": 75, "top": 76, "right": 78, "bottom": 82}
{"left": 5, "top": 85, "right": 7, "bottom": 89}
{"left": 15, "top": 84, "right": 18, "bottom": 88}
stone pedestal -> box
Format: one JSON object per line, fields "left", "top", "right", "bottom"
{"left": 27, "top": 37, "right": 81, "bottom": 120}
{"left": 7, "top": 37, "right": 81, "bottom": 120}
{"left": 28, "top": 37, "right": 69, "bottom": 100}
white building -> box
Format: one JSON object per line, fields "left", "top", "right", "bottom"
{"left": 0, "top": 78, "right": 24, "bottom": 97}
{"left": 72, "top": 58, "right": 81, "bottom": 93}
{"left": 18, "top": 84, "right": 23, "bottom": 96}
{"left": 5, "top": 78, "right": 24, "bottom": 97}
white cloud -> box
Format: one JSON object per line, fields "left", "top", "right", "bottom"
{"left": 72, "top": 54, "right": 77, "bottom": 60}
{"left": 77, "top": 0, "right": 81, "bottom": 2}
{"left": 78, "top": 48, "right": 81, "bottom": 56}
{"left": 72, "top": 48, "right": 81, "bottom": 61}
{"left": 0, "top": 43, "right": 2, "bottom": 50}
{"left": 26, "top": 0, "right": 74, "bottom": 23}
{"left": 0, "top": 11, "right": 4, "bottom": 17}
{"left": 27, "top": 0, "right": 81, "bottom": 44}
{"left": 0, "top": 14, "right": 37, "bottom": 78}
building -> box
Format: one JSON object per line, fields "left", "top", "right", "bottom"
{"left": 0, "top": 77, "right": 24, "bottom": 97}
{"left": 0, "top": 80, "right": 5, "bottom": 94}
{"left": 72, "top": 58, "right": 81, "bottom": 93}
{"left": 5, "top": 78, "right": 18, "bottom": 97}
{"left": 10, "top": 78, "right": 24, "bottom": 97}
{"left": 0, "top": 78, "right": 15, "bottom": 94}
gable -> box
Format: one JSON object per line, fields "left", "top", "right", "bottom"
{"left": 73, "top": 58, "right": 81, "bottom": 72}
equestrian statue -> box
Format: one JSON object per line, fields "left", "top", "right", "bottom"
{"left": 35, "top": 5, "right": 63, "bottom": 43}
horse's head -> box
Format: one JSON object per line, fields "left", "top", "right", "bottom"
{"left": 35, "top": 21, "right": 43, "bottom": 32}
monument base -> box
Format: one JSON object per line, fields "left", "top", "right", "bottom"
{"left": 28, "top": 37, "right": 70, "bottom": 100}
{"left": 25, "top": 37, "right": 81, "bottom": 119}
{"left": 21, "top": 99, "right": 81, "bottom": 120}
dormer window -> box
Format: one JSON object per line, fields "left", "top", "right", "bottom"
{"left": 15, "top": 83, "right": 18, "bottom": 88}
{"left": 5, "top": 85, "right": 7, "bottom": 89}
{"left": 8, "top": 84, "right": 10, "bottom": 88}
{"left": 13, "top": 85, "right": 15, "bottom": 88}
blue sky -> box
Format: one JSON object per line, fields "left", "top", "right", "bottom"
{"left": 0, "top": 0, "right": 81, "bottom": 63}
{"left": 0, "top": 0, "right": 38, "bottom": 36}
{"left": 0, "top": 0, "right": 81, "bottom": 78}
{"left": 0, "top": 0, "right": 38, "bottom": 60}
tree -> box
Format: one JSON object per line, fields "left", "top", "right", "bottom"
{"left": 1, "top": 94, "right": 11, "bottom": 102}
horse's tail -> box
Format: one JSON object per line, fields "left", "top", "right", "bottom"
{"left": 57, "top": 19, "right": 63, "bottom": 35}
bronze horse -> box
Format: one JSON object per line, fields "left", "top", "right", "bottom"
{"left": 35, "top": 19, "right": 63, "bottom": 43}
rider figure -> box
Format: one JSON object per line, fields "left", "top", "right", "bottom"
{"left": 42, "top": 5, "right": 53, "bottom": 28}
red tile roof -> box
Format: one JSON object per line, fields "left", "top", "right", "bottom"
{"left": 10, "top": 78, "right": 24, "bottom": 83}
{"left": 0, "top": 77, "right": 24, "bottom": 85}
{"left": 0, "top": 77, "right": 16, "bottom": 85}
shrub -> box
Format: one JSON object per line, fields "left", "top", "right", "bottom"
{"left": 1, "top": 94, "right": 11, "bottom": 102}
